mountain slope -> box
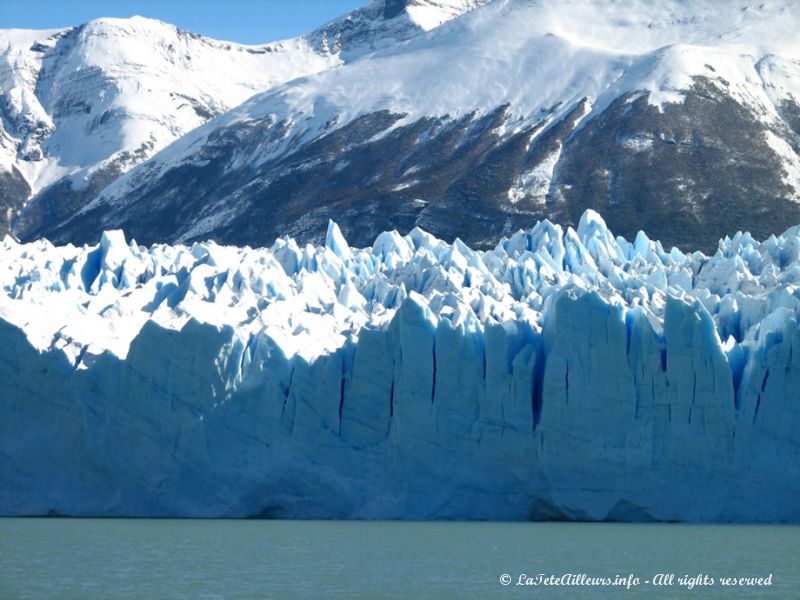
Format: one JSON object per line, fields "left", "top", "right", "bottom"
{"left": 36, "top": 0, "right": 800, "bottom": 253}
{"left": 1, "top": 0, "right": 487, "bottom": 239}
{"left": 0, "top": 18, "right": 338, "bottom": 238}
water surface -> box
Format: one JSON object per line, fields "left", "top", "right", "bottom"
{"left": 1, "top": 519, "right": 797, "bottom": 598}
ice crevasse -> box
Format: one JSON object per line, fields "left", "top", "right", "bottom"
{"left": 0, "top": 210, "right": 798, "bottom": 521}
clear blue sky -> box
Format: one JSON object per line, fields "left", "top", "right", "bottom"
{"left": 0, "top": 0, "right": 367, "bottom": 44}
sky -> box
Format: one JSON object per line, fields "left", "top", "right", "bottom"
{"left": 0, "top": 0, "right": 367, "bottom": 44}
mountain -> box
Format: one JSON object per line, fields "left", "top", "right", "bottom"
{"left": 309, "top": 0, "right": 492, "bottom": 57}
{"left": 0, "top": 0, "right": 487, "bottom": 240}
{"left": 17, "top": 0, "right": 800, "bottom": 254}
{"left": 1, "top": 213, "right": 798, "bottom": 520}
{"left": 0, "top": 18, "right": 335, "bottom": 239}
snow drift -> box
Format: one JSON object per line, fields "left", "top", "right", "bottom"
{"left": 1, "top": 211, "right": 799, "bottom": 520}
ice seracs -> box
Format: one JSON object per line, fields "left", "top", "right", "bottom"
{"left": 1, "top": 210, "right": 799, "bottom": 521}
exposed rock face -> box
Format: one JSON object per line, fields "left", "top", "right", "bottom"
{"left": 0, "top": 167, "right": 29, "bottom": 237}
{"left": 554, "top": 82, "right": 800, "bottom": 252}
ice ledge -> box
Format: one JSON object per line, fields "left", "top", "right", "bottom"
{"left": 1, "top": 210, "right": 800, "bottom": 520}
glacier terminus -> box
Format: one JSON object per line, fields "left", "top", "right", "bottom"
{"left": 0, "top": 211, "right": 798, "bottom": 521}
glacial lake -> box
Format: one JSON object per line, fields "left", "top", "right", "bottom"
{"left": 1, "top": 519, "right": 798, "bottom": 599}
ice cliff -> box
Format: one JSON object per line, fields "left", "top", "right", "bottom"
{"left": 1, "top": 210, "right": 799, "bottom": 521}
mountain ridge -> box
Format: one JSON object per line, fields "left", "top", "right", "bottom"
{"left": 0, "top": 0, "right": 486, "bottom": 239}
{"left": 3, "top": 0, "right": 800, "bottom": 253}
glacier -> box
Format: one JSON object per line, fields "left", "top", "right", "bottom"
{"left": 1, "top": 210, "right": 799, "bottom": 521}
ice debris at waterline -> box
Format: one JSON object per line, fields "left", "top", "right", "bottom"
{"left": 1, "top": 210, "right": 799, "bottom": 521}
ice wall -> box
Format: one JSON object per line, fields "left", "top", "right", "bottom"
{"left": 1, "top": 212, "right": 798, "bottom": 521}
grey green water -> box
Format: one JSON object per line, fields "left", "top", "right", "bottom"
{"left": 0, "top": 519, "right": 797, "bottom": 599}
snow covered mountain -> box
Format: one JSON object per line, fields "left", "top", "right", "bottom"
{"left": 1, "top": 212, "right": 798, "bottom": 520}
{"left": 0, "top": 19, "right": 330, "bottom": 238}
{"left": 22, "top": 0, "right": 800, "bottom": 254}
{"left": 0, "top": 0, "right": 486, "bottom": 241}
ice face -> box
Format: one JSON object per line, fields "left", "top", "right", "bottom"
{"left": 1, "top": 210, "right": 798, "bottom": 520}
